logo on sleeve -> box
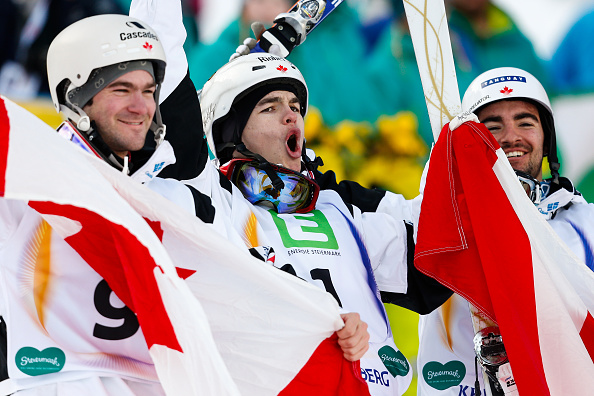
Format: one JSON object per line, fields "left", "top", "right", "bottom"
{"left": 16, "top": 347, "right": 66, "bottom": 376}
{"left": 422, "top": 360, "right": 466, "bottom": 390}
{"left": 378, "top": 346, "right": 410, "bottom": 377}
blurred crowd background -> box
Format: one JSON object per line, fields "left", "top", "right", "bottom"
{"left": 3, "top": 0, "right": 594, "bottom": 393}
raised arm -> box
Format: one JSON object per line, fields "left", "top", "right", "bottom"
{"left": 130, "top": 0, "right": 206, "bottom": 180}
{"left": 129, "top": 0, "right": 187, "bottom": 102}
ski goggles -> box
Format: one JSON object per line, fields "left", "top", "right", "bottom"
{"left": 56, "top": 121, "right": 100, "bottom": 158}
{"left": 226, "top": 159, "right": 320, "bottom": 214}
{"left": 515, "top": 170, "right": 542, "bottom": 205}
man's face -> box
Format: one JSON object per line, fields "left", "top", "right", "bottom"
{"left": 477, "top": 100, "right": 545, "bottom": 181}
{"left": 83, "top": 70, "right": 156, "bottom": 158}
{"left": 239, "top": 90, "right": 305, "bottom": 172}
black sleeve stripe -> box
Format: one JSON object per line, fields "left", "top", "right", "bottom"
{"left": 185, "top": 184, "right": 216, "bottom": 224}
{"left": 158, "top": 72, "right": 207, "bottom": 180}
{"left": 218, "top": 170, "right": 233, "bottom": 194}
{"left": 249, "top": 247, "right": 265, "bottom": 261}
{"left": 345, "top": 202, "right": 354, "bottom": 217}
{"left": 314, "top": 169, "right": 386, "bottom": 213}
{"left": 0, "top": 316, "right": 7, "bottom": 381}
{"left": 380, "top": 222, "right": 453, "bottom": 314}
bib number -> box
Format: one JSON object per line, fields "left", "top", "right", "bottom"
{"left": 93, "top": 280, "right": 139, "bottom": 340}
{"left": 281, "top": 264, "right": 342, "bottom": 307}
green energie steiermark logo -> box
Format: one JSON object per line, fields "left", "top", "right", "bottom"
{"left": 423, "top": 360, "right": 466, "bottom": 390}
{"left": 16, "top": 347, "right": 65, "bottom": 376}
{"left": 270, "top": 210, "right": 339, "bottom": 249}
{"left": 378, "top": 346, "right": 409, "bottom": 377}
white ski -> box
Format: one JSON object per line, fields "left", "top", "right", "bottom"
{"left": 252, "top": 0, "right": 344, "bottom": 57}
{"left": 403, "top": 0, "right": 461, "bottom": 142}
{"left": 403, "top": 1, "right": 504, "bottom": 394}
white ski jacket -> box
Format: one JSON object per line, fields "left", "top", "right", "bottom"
{"left": 416, "top": 177, "right": 594, "bottom": 396}
{"left": 0, "top": 146, "right": 175, "bottom": 395}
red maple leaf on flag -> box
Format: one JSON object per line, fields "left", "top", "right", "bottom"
{"left": 175, "top": 267, "right": 197, "bottom": 280}
{"left": 143, "top": 42, "right": 153, "bottom": 51}
{"left": 144, "top": 217, "right": 196, "bottom": 279}
{"left": 277, "top": 65, "right": 287, "bottom": 73}
{"left": 500, "top": 86, "right": 513, "bottom": 95}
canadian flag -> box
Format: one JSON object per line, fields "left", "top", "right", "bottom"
{"left": 0, "top": 96, "right": 370, "bottom": 395}
{"left": 414, "top": 121, "right": 594, "bottom": 395}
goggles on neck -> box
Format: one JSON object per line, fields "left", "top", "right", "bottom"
{"left": 515, "top": 170, "right": 542, "bottom": 205}
{"left": 56, "top": 120, "right": 128, "bottom": 173}
{"left": 56, "top": 120, "right": 99, "bottom": 157}
{"left": 225, "top": 159, "right": 320, "bottom": 214}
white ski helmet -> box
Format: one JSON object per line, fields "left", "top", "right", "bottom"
{"left": 200, "top": 53, "right": 308, "bottom": 165}
{"left": 47, "top": 14, "right": 166, "bottom": 136}
{"left": 462, "top": 67, "right": 559, "bottom": 181}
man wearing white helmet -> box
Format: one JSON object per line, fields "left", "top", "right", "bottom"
{"left": 416, "top": 67, "right": 594, "bottom": 396}
{"left": 46, "top": 12, "right": 204, "bottom": 181}
{"left": 45, "top": 15, "right": 174, "bottom": 180}
{"left": 0, "top": 13, "right": 196, "bottom": 396}
{"left": 194, "top": 52, "right": 420, "bottom": 396}
{"left": 144, "top": 3, "right": 454, "bottom": 394}
{"left": 132, "top": 2, "right": 454, "bottom": 395}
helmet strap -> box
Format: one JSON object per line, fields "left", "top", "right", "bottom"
{"left": 59, "top": 103, "right": 91, "bottom": 132}
{"left": 72, "top": 119, "right": 129, "bottom": 172}
{"left": 235, "top": 143, "right": 285, "bottom": 193}
{"left": 301, "top": 142, "right": 323, "bottom": 173}
{"left": 547, "top": 129, "right": 560, "bottom": 185}
{"left": 150, "top": 84, "right": 166, "bottom": 146}
{"left": 540, "top": 108, "right": 560, "bottom": 184}
{"left": 59, "top": 102, "right": 127, "bottom": 171}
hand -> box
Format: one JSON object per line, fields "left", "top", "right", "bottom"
{"left": 448, "top": 111, "right": 479, "bottom": 131}
{"left": 496, "top": 362, "right": 519, "bottom": 395}
{"left": 229, "top": 22, "right": 283, "bottom": 61}
{"left": 229, "top": 37, "right": 257, "bottom": 61}
{"left": 337, "top": 312, "right": 370, "bottom": 361}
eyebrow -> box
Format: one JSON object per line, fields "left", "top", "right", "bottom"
{"left": 256, "top": 95, "right": 300, "bottom": 107}
{"left": 481, "top": 112, "right": 539, "bottom": 124}
{"left": 107, "top": 80, "right": 156, "bottom": 90}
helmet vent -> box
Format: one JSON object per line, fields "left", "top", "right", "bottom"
{"left": 252, "top": 65, "right": 266, "bottom": 71}
{"left": 126, "top": 21, "right": 146, "bottom": 29}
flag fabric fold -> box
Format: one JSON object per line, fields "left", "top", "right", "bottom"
{"left": 0, "top": 96, "right": 371, "bottom": 396}
{"left": 415, "top": 120, "right": 594, "bottom": 395}
{"left": 0, "top": 95, "right": 240, "bottom": 396}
